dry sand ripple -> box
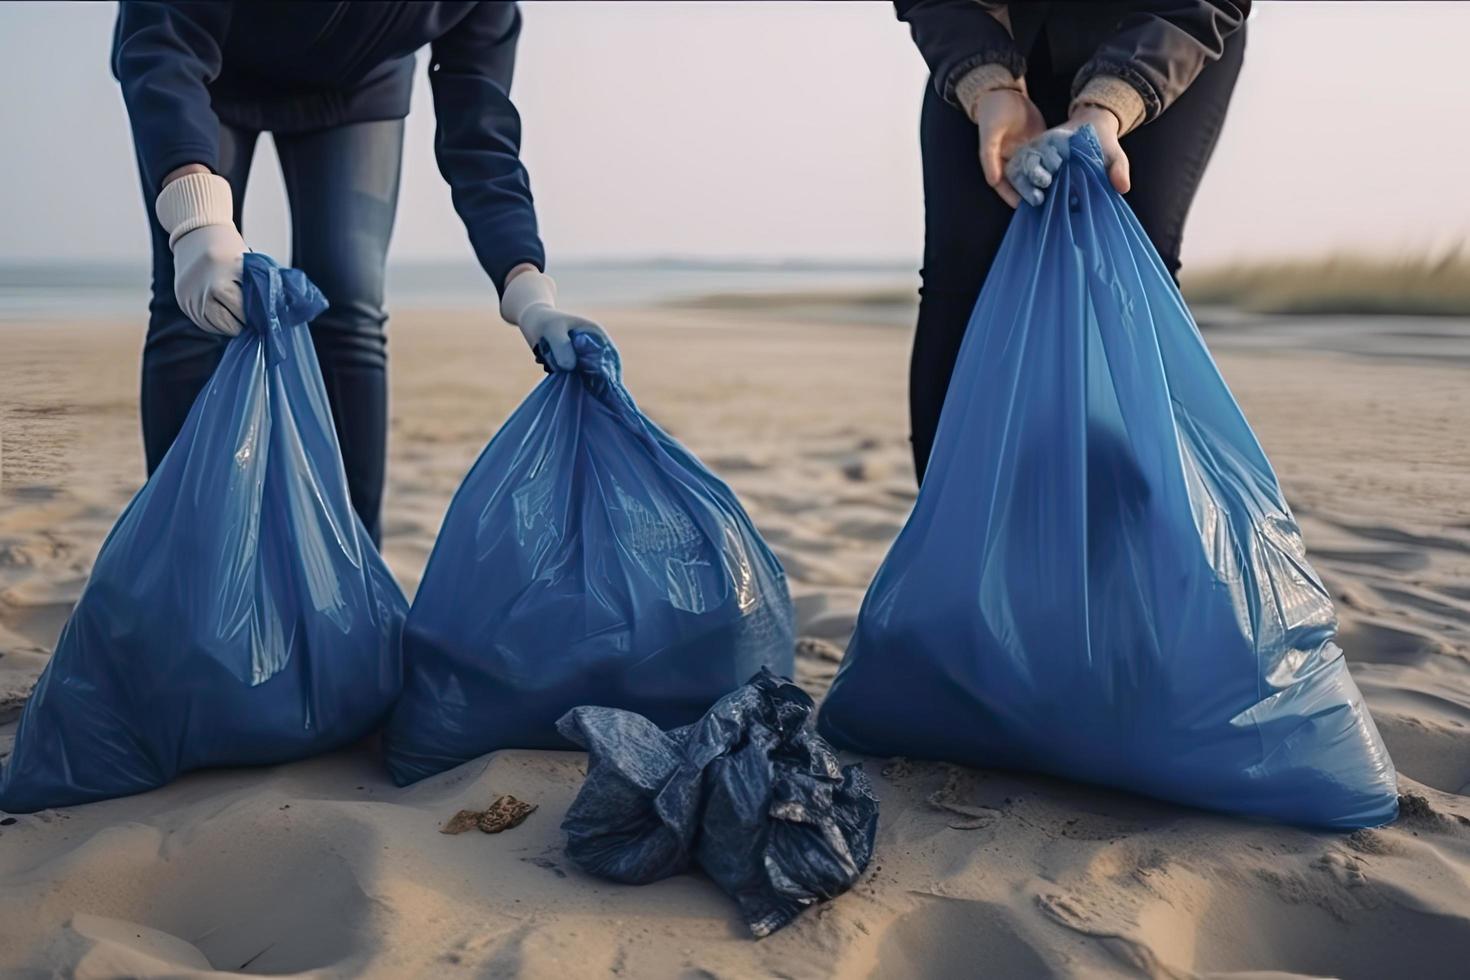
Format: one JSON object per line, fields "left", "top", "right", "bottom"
{"left": 2, "top": 309, "right": 1468, "bottom": 977}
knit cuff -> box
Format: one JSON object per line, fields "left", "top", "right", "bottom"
{"left": 954, "top": 62, "right": 1025, "bottom": 124}
{"left": 154, "top": 172, "right": 235, "bottom": 248}
{"left": 1071, "top": 74, "right": 1148, "bottom": 136}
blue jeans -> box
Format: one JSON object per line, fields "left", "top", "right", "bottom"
{"left": 139, "top": 118, "right": 404, "bottom": 543}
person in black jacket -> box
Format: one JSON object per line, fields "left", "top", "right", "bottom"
{"left": 896, "top": 1, "right": 1248, "bottom": 482}
{"left": 113, "top": 1, "right": 605, "bottom": 543}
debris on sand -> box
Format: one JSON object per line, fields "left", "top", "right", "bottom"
{"left": 795, "top": 637, "right": 845, "bottom": 663}
{"left": 478, "top": 796, "right": 538, "bottom": 832}
{"left": 881, "top": 757, "right": 913, "bottom": 781}
{"left": 927, "top": 768, "right": 1000, "bottom": 830}
{"left": 441, "top": 796, "right": 538, "bottom": 835}
{"left": 1395, "top": 792, "right": 1470, "bottom": 831}
{"left": 1398, "top": 793, "right": 1436, "bottom": 821}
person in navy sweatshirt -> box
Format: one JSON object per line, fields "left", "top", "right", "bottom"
{"left": 113, "top": 1, "right": 604, "bottom": 543}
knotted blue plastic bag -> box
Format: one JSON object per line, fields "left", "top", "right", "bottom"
{"left": 384, "top": 333, "right": 795, "bottom": 785}
{"left": 818, "top": 129, "right": 1398, "bottom": 830}
{"left": 0, "top": 254, "right": 406, "bottom": 813}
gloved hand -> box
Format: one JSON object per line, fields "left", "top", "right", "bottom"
{"left": 968, "top": 86, "right": 1046, "bottom": 209}
{"left": 1004, "top": 131, "right": 1069, "bottom": 208}
{"left": 1006, "top": 106, "right": 1131, "bottom": 207}
{"left": 154, "top": 171, "right": 247, "bottom": 336}
{"left": 499, "top": 269, "right": 608, "bottom": 372}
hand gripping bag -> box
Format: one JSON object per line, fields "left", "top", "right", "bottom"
{"left": 0, "top": 254, "right": 406, "bottom": 813}
{"left": 384, "top": 332, "right": 795, "bottom": 785}
{"left": 817, "top": 128, "right": 1398, "bottom": 829}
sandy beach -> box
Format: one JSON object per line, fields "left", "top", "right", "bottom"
{"left": 2, "top": 304, "right": 1469, "bottom": 978}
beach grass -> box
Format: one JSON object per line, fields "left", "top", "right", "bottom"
{"left": 1182, "top": 252, "right": 1470, "bottom": 316}
{"left": 671, "top": 253, "right": 1470, "bottom": 319}
{"left": 673, "top": 288, "right": 917, "bottom": 311}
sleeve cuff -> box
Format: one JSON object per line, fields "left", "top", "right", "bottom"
{"left": 954, "top": 63, "right": 1025, "bottom": 124}
{"left": 154, "top": 171, "right": 234, "bottom": 247}
{"left": 1071, "top": 74, "right": 1147, "bottom": 136}
{"left": 1072, "top": 66, "right": 1156, "bottom": 133}
{"left": 148, "top": 145, "right": 220, "bottom": 194}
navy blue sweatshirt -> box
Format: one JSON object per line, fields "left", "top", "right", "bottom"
{"left": 112, "top": 1, "right": 542, "bottom": 291}
{"left": 895, "top": 1, "right": 1249, "bottom": 124}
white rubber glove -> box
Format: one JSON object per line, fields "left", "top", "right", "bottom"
{"left": 154, "top": 172, "right": 247, "bottom": 336}
{"left": 499, "top": 269, "right": 608, "bottom": 372}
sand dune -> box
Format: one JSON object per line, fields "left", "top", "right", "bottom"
{"left": 2, "top": 307, "right": 1468, "bottom": 977}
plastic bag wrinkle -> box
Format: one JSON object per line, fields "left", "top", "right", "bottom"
{"left": 385, "top": 333, "right": 795, "bottom": 784}
{"left": 818, "top": 128, "right": 1397, "bottom": 830}
{"left": 0, "top": 254, "right": 406, "bottom": 814}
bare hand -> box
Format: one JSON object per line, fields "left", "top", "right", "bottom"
{"left": 972, "top": 88, "right": 1046, "bottom": 209}
{"left": 1069, "top": 106, "right": 1130, "bottom": 195}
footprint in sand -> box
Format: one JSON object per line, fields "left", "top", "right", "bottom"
{"left": 0, "top": 576, "right": 85, "bottom": 654}
{"left": 1370, "top": 583, "right": 1470, "bottom": 634}
{"left": 1314, "top": 546, "right": 1431, "bottom": 574}
{"left": 876, "top": 897, "right": 1052, "bottom": 979}
{"left": 3, "top": 809, "right": 382, "bottom": 975}
{"left": 1323, "top": 519, "right": 1470, "bottom": 558}
{"left": 1336, "top": 616, "right": 1454, "bottom": 666}
{"left": 828, "top": 514, "right": 905, "bottom": 542}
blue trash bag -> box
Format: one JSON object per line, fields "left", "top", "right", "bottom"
{"left": 817, "top": 128, "right": 1398, "bottom": 830}
{"left": 0, "top": 254, "right": 406, "bottom": 813}
{"left": 383, "top": 332, "right": 795, "bottom": 785}
{"left": 557, "top": 668, "right": 879, "bottom": 938}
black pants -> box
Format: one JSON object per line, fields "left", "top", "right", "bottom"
{"left": 910, "top": 29, "right": 1245, "bottom": 483}
{"left": 138, "top": 118, "right": 404, "bottom": 543}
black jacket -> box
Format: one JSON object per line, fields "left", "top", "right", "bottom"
{"left": 895, "top": 1, "right": 1249, "bottom": 123}
{"left": 112, "top": 1, "right": 541, "bottom": 290}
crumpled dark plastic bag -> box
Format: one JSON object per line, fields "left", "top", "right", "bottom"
{"left": 383, "top": 333, "right": 795, "bottom": 785}
{"left": 817, "top": 128, "right": 1398, "bottom": 830}
{"left": 0, "top": 254, "right": 406, "bottom": 813}
{"left": 557, "top": 668, "right": 878, "bottom": 937}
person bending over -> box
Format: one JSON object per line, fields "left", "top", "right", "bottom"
{"left": 113, "top": 1, "right": 604, "bottom": 542}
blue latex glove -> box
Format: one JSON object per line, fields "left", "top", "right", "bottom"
{"left": 1004, "top": 131, "right": 1069, "bottom": 207}
{"left": 1006, "top": 110, "right": 1131, "bottom": 206}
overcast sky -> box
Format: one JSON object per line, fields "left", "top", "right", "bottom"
{"left": 1, "top": 2, "right": 1467, "bottom": 269}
